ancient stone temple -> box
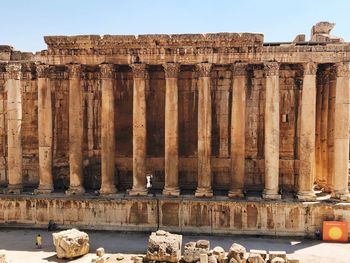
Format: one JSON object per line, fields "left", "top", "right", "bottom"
{"left": 0, "top": 22, "right": 349, "bottom": 235}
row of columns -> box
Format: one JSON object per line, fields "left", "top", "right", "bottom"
{"left": 3, "top": 61, "right": 350, "bottom": 200}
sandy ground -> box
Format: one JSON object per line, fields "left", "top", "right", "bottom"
{"left": 0, "top": 229, "right": 349, "bottom": 263}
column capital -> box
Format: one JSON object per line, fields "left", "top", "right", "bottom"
{"left": 163, "top": 62, "right": 180, "bottom": 78}
{"left": 67, "top": 63, "right": 82, "bottom": 79}
{"left": 36, "top": 64, "right": 50, "bottom": 78}
{"left": 231, "top": 62, "right": 248, "bottom": 76}
{"left": 5, "top": 63, "right": 22, "bottom": 80}
{"left": 335, "top": 62, "right": 349, "bottom": 77}
{"left": 303, "top": 62, "right": 317, "bottom": 75}
{"left": 131, "top": 63, "right": 148, "bottom": 79}
{"left": 99, "top": 63, "right": 115, "bottom": 79}
{"left": 195, "top": 63, "right": 212, "bottom": 77}
{"left": 264, "top": 62, "right": 279, "bottom": 76}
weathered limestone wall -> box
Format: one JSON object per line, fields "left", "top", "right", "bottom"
{"left": 0, "top": 196, "right": 349, "bottom": 236}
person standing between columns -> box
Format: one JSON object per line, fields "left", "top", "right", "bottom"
{"left": 262, "top": 62, "right": 281, "bottom": 200}
{"left": 66, "top": 63, "right": 85, "bottom": 195}
{"left": 35, "top": 64, "right": 54, "bottom": 194}
{"left": 332, "top": 62, "right": 350, "bottom": 201}
{"left": 5, "top": 63, "right": 23, "bottom": 194}
{"left": 163, "top": 62, "right": 180, "bottom": 197}
{"left": 129, "top": 63, "right": 148, "bottom": 196}
{"left": 195, "top": 62, "right": 213, "bottom": 198}
{"left": 297, "top": 62, "right": 317, "bottom": 201}
{"left": 229, "top": 63, "right": 248, "bottom": 198}
{"left": 99, "top": 63, "right": 117, "bottom": 195}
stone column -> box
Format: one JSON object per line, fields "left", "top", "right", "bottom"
{"left": 129, "top": 63, "right": 148, "bottom": 196}
{"left": 99, "top": 63, "right": 117, "bottom": 195}
{"left": 297, "top": 63, "right": 317, "bottom": 201}
{"left": 262, "top": 62, "right": 281, "bottom": 200}
{"left": 163, "top": 63, "right": 180, "bottom": 196}
{"left": 5, "top": 63, "right": 23, "bottom": 194}
{"left": 195, "top": 63, "right": 213, "bottom": 198}
{"left": 332, "top": 62, "right": 350, "bottom": 200}
{"left": 66, "top": 64, "right": 85, "bottom": 195}
{"left": 35, "top": 64, "right": 54, "bottom": 194}
{"left": 228, "top": 63, "right": 247, "bottom": 198}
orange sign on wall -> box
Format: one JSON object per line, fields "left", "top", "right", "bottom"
{"left": 323, "top": 221, "right": 348, "bottom": 242}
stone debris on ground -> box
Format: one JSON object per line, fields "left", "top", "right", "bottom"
{"left": 246, "top": 253, "right": 265, "bottom": 263}
{"left": 145, "top": 230, "right": 182, "bottom": 263}
{"left": 52, "top": 228, "right": 90, "bottom": 259}
{"left": 212, "top": 246, "right": 225, "bottom": 263}
{"left": 268, "top": 251, "right": 287, "bottom": 262}
{"left": 270, "top": 257, "right": 286, "bottom": 263}
{"left": 183, "top": 240, "right": 210, "bottom": 263}
{"left": 249, "top": 250, "right": 267, "bottom": 260}
{"left": 227, "top": 243, "right": 246, "bottom": 263}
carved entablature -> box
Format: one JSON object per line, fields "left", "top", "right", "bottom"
{"left": 231, "top": 63, "right": 248, "bottom": 76}
{"left": 99, "top": 63, "right": 114, "bottom": 79}
{"left": 5, "top": 63, "right": 22, "bottom": 80}
{"left": 303, "top": 62, "right": 317, "bottom": 75}
{"left": 131, "top": 63, "right": 148, "bottom": 79}
{"left": 36, "top": 64, "right": 50, "bottom": 78}
{"left": 195, "top": 63, "right": 212, "bottom": 78}
{"left": 67, "top": 63, "right": 82, "bottom": 79}
{"left": 335, "top": 62, "right": 349, "bottom": 77}
{"left": 44, "top": 33, "right": 264, "bottom": 56}
{"left": 264, "top": 62, "right": 279, "bottom": 76}
{"left": 163, "top": 63, "right": 180, "bottom": 78}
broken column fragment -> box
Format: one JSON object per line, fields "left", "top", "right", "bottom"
{"left": 183, "top": 240, "right": 210, "bottom": 263}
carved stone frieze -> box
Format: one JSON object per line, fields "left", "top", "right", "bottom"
{"left": 335, "top": 62, "right": 349, "bottom": 77}
{"left": 36, "top": 64, "right": 50, "bottom": 78}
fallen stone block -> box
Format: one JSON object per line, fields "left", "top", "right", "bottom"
{"left": 271, "top": 257, "right": 285, "bottom": 263}
{"left": 269, "top": 251, "right": 286, "bottom": 262}
{"left": 249, "top": 250, "right": 267, "bottom": 260}
{"left": 145, "top": 230, "right": 182, "bottom": 263}
{"left": 183, "top": 240, "right": 210, "bottom": 263}
{"left": 96, "top": 247, "right": 105, "bottom": 257}
{"left": 0, "top": 253, "right": 6, "bottom": 263}
{"left": 247, "top": 253, "right": 265, "bottom": 263}
{"left": 212, "top": 246, "right": 225, "bottom": 262}
{"left": 52, "top": 228, "right": 89, "bottom": 259}
{"left": 227, "top": 243, "right": 246, "bottom": 263}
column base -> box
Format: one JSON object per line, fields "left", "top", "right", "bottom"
{"left": 65, "top": 185, "right": 85, "bottom": 195}
{"left": 162, "top": 187, "right": 180, "bottom": 197}
{"left": 262, "top": 190, "right": 281, "bottom": 200}
{"left": 297, "top": 191, "right": 316, "bottom": 201}
{"left": 34, "top": 184, "right": 54, "bottom": 194}
{"left": 331, "top": 190, "right": 350, "bottom": 201}
{"left": 195, "top": 188, "right": 213, "bottom": 198}
{"left": 4, "top": 184, "right": 23, "bottom": 194}
{"left": 228, "top": 189, "right": 245, "bottom": 198}
{"left": 129, "top": 187, "right": 148, "bottom": 196}
{"left": 99, "top": 185, "right": 117, "bottom": 195}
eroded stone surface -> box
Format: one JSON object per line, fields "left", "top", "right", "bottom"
{"left": 52, "top": 228, "right": 89, "bottom": 259}
{"left": 145, "top": 230, "right": 182, "bottom": 263}
{"left": 183, "top": 240, "right": 210, "bottom": 263}
{"left": 227, "top": 243, "right": 246, "bottom": 263}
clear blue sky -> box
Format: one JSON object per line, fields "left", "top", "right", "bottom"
{"left": 1, "top": 0, "right": 350, "bottom": 52}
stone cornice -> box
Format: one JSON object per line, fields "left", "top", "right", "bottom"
{"left": 36, "top": 64, "right": 50, "bottom": 78}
